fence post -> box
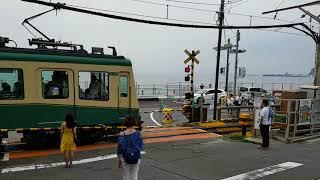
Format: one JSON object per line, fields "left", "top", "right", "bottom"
{"left": 178, "top": 82, "right": 181, "bottom": 98}
{"left": 311, "top": 99, "right": 314, "bottom": 135}
{"left": 217, "top": 107, "right": 221, "bottom": 121}
{"left": 285, "top": 100, "right": 291, "bottom": 142}
{"left": 152, "top": 84, "right": 154, "bottom": 95}
{"left": 166, "top": 84, "right": 169, "bottom": 97}
{"left": 293, "top": 100, "right": 298, "bottom": 137}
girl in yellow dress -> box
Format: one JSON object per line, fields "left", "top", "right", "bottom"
{"left": 60, "top": 114, "right": 77, "bottom": 168}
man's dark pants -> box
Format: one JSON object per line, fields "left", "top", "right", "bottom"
{"left": 260, "top": 124, "right": 270, "bottom": 148}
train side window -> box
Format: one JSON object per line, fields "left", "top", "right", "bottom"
{"left": 0, "top": 68, "right": 24, "bottom": 99}
{"left": 79, "top": 72, "right": 109, "bottom": 101}
{"left": 42, "top": 71, "right": 69, "bottom": 99}
{"left": 119, "top": 76, "right": 128, "bottom": 97}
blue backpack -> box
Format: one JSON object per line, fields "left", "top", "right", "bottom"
{"left": 121, "top": 132, "right": 141, "bottom": 164}
{"left": 269, "top": 107, "right": 274, "bottom": 122}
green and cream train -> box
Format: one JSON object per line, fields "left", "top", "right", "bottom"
{"left": 0, "top": 37, "right": 141, "bottom": 147}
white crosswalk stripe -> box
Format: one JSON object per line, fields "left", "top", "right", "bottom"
{"left": 221, "top": 162, "right": 303, "bottom": 180}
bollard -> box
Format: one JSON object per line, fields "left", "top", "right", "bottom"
{"left": 162, "top": 108, "right": 173, "bottom": 125}
{"left": 239, "top": 113, "right": 251, "bottom": 137}
{"left": 242, "top": 126, "right": 247, "bottom": 137}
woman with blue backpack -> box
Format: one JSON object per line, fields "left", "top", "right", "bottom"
{"left": 117, "top": 116, "right": 144, "bottom": 180}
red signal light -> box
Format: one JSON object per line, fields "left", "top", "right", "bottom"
{"left": 185, "top": 66, "right": 190, "bottom": 73}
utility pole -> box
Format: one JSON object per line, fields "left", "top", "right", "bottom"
{"left": 313, "top": 22, "right": 320, "bottom": 86}
{"left": 262, "top": 1, "right": 320, "bottom": 86}
{"left": 233, "top": 30, "right": 240, "bottom": 96}
{"left": 213, "top": 0, "right": 225, "bottom": 120}
{"left": 214, "top": 39, "right": 234, "bottom": 93}
{"left": 225, "top": 39, "right": 231, "bottom": 93}
{"left": 317, "top": 34, "right": 320, "bottom": 86}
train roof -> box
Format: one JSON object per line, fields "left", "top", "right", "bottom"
{"left": 0, "top": 47, "right": 132, "bottom": 66}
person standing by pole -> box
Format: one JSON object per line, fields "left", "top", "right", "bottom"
{"left": 227, "top": 94, "right": 234, "bottom": 116}
{"left": 259, "top": 99, "right": 272, "bottom": 150}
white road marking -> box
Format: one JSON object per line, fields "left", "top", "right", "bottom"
{"left": 173, "top": 101, "right": 184, "bottom": 104}
{"left": 150, "top": 112, "right": 162, "bottom": 127}
{"left": 1, "top": 151, "right": 146, "bottom": 174}
{"left": 221, "top": 162, "right": 303, "bottom": 180}
{"left": 1, "top": 153, "right": 9, "bottom": 162}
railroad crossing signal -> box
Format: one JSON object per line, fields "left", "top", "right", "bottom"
{"left": 183, "top": 49, "right": 200, "bottom": 123}
{"left": 184, "top": 50, "right": 200, "bottom": 64}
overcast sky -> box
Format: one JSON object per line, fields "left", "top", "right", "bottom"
{"left": 1, "top": 0, "right": 319, "bottom": 84}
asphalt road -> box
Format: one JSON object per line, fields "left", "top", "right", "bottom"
{"left": 139, "top": 100, "right": 188, "bottom": 127}
{"left": 1, "top": 136, "right": 320, "bottom": 180}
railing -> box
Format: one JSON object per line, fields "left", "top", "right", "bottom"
{"left": 136, "top": 83, "right": 191, "bottom": 98}
{"left": 219, "top": 82, "right": 313, "bottom": 92}
{"left": 76, "top": 81, "right": 313, "bottom": 97}
{"left": 136, "top": 82, "right": 313, "bottom": 97}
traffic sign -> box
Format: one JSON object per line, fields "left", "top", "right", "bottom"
{"left": 184, "top": 49, "right": 200, "bottom": 64}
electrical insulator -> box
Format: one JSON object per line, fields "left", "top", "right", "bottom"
{"left": 220, "top": 67, "right": 225, "bottom": 74}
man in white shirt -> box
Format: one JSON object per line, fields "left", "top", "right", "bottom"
{"left": 259, "top": 99, "right": 272, "bottom": 149}
{"left": 227, "top": 94, "right": 234, "bottom": 116}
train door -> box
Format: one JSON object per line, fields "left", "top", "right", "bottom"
{"left": 119, "top": 72, "right": 130, "bottom": 111}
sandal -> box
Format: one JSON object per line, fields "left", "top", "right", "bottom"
{"left": 64, "top": 164, "right": 69, "bottom": 168}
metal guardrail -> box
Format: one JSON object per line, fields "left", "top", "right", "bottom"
{"left": 135, "top": 82, "right": 312, "bottom": 97}
{"left": 215, "top": 106, "right": 254, "bottom": 121}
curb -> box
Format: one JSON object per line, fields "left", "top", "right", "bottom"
{"left": 243, "top": 137, "right": 262, "bottom": 145}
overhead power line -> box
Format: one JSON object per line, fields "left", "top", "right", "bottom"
{"left": 255, "top": 28, "right": 308, "bottom": 37}
{"left": 69, "top": 4, "right": 216, "bottom": 25}
{"left": 22, "top": 0, "right": 302, "bottom": 28}
{"left": 131, "top": 0, "right": 318, "bottom": 26}
{"left": 263, "top": 0, "right": 320, "bottom": 14}
{"left": 131, "top": 0, "right": 165, "bottom": 6}
{"left": 21, "top": 0, "right": 314, "bottom": 41}
{"left": 165, "top": 0, "right": 220, "bottom": 6}
{"left": 276, "top": 0, "right": 286, "bottom": 8}
{"left": 165, "top": 0, "right": 247, "bottom": 6}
